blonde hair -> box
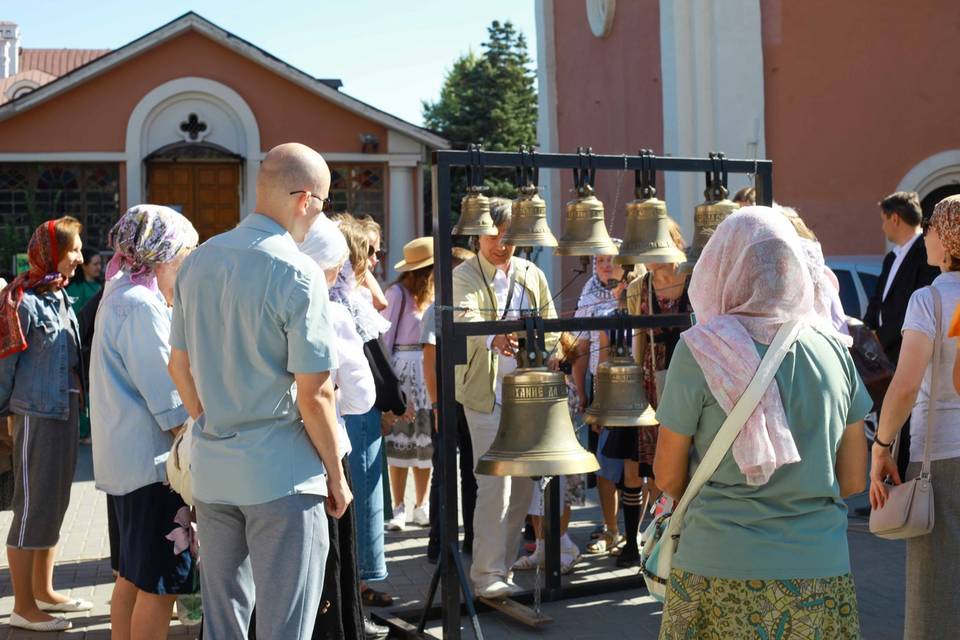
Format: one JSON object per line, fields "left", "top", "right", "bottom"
{"left": 336, "top": 216, "right": 370, "bottom": 279}
{"left": 666, "top": 216, "right": 686, "bottom": 251}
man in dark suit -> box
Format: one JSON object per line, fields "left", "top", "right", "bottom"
{"left": 863, "top": 191, "right": 940, "bottom": 477}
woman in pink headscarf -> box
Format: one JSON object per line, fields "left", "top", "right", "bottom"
{"left": 653, "top": 207, "right": 871, "bottom": 639}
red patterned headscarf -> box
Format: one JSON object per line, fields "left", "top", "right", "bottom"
{"left": 0, "top": 220, "right": 67, "bottom": 358}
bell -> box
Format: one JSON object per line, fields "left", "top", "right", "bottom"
{"left": 585, "top": 356, "right": 658, "bottom": 427}
{"left": 501, "top": 186, "right": 557, "bottom": 247}
{"left": 476, "top": 367, "right": 599, "bottom": 477}
{"left": 554, "top": 186, "right": 619, "bottom": 256}
{"left": 615, "top": 195, "right": 686, "bottom": 265}
{"left": 452, "top": 186, "right": 497, "bottom": 236}
{"left": 679, "top": 186, "right": 737, "bottom": 273}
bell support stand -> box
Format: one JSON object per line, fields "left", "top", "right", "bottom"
{"left": 371, "top": 149, "right": 772, "bottom": 639}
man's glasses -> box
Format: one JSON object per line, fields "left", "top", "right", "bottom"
{"left": 368, "top": 245, "right": 386, "bottom": 261}
{"left": 289, "top": 190, "right": 333, "bottom": 213}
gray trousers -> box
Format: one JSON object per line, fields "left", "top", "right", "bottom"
{"left": 196, "top": 493, "right": 328, "bottom": 640}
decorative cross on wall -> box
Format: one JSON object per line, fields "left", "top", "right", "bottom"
{"left": 179, "top": 113, "right": 208, "bottom": 141}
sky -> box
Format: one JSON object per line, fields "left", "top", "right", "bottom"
{"left": 5, "top": 0, "right": 538, "bottom": 127}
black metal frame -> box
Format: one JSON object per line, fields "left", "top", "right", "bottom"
{"left": 424, "top": 149, "right": 772, "bottom": 639}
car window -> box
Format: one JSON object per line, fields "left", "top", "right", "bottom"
{"left": 858, "top": 272, "right": 878, "bottom": 299}
{"left": 833, "top": 269, "right": 860, "bottom": 317}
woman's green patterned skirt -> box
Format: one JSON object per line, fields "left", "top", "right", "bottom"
{"left": 659, "top": 569, "right": 860, "bottom": 640}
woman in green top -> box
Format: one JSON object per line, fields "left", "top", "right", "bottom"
{"left": 653, "top": 208, "right": 871, "bottom": 640}
{"left": 66, "top": 247, "right": 102, "bottom": 442}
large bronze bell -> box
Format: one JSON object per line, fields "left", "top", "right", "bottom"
{"left": 585, "top": 355, "right": 658, "bottom": 427}
{"left": 555, "top": 185, "right": 619, "bottom": 257}
{"left": 453, "top": 186, "right": 498, "bottom": 236}
{"left": 501, "top": 186, "right": 557, "bottom": 247}
{"left": 476, "top": 366, "right": 599, "bottom": 477}
{"left": 615, "top": 195, "right": 686, "bottom": 265}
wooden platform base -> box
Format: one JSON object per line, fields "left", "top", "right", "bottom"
{"left": 479, "top": 596, "right": 553, "bottom": 627}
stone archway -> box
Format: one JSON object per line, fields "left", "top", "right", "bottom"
{"left": 125, "top": 77, "right": 260, "bottom": 216}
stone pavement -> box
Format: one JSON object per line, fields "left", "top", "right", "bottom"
{"left": 0, "top": 445, "right": 907, "bottom": 639}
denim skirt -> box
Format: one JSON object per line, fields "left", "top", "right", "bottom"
{"left": 345, "top": 408, "right": 387, "bottom": 581}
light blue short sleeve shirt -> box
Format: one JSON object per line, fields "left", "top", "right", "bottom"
{"left": 170, "top": 213, "right": 338, "bottom": 506}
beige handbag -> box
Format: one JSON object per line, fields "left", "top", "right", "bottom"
{"left": 166, "top": 418, "right": 194, "bottom": 507}
{"left": 869, "top": 286, "right": 941, "bottom": 540}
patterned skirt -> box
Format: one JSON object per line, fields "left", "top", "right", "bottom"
{"left": 384, "top": 350, "right": 434, "bottom": 469}
{"left": 659, "top": 569, "right": 860, "bottom": 640}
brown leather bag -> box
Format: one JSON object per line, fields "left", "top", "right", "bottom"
{"left": 847, "top": 320, "right": 895, "bottom": 406}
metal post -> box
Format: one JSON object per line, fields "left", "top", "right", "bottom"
{"left": 432, "top": 157, "right": 464, "bottom": 639}
{"left": 543, "top": 475, "right": 562, "bottom": 599}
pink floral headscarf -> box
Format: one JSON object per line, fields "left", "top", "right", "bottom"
{"left": 683, "top": 207, "right": 813, "bottom": 485}
{"left": 106, "top": 205, "right": 198, "bottom": 291}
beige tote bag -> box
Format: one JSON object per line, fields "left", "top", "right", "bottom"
{"left": 869, "top": 286, "right": 941, "bottom": 540}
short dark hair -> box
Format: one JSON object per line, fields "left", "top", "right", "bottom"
{"left": 879, "top": 191, "right": 922, "bottom": 226}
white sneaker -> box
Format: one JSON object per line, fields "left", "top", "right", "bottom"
{"left": 412, "top": 504, "right": 430, "bottom": 526}
{"left": 385, "top": 504, "right": 406, "bottom": 531}
{"left": 475, "top": 579, "right": 512, "bottom": 599}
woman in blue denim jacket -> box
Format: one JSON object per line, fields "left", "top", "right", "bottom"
{"left": 0, "top": 217, "right": 89, "bottom": 632}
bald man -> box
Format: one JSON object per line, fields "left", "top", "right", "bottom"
{"left": 168, "top": 143, "right": 351, "bottom": 639}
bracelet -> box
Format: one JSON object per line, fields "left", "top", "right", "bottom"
{"left": 873, "top": 435, "right": 894, "bottom": 449}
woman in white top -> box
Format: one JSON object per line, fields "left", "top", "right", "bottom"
{"left": 870, "top": 195, "right": 960, "bottom": 640}
{"left": 297, "top": 214, "right": 377, "bottom": 639}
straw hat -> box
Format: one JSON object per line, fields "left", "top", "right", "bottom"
{"left": 394, "top": 237, "right": 435, "bottom": 272}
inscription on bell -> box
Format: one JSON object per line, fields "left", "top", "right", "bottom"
{"left": 607, "top": 372, "right": 640, "bottom": 383}
{"left": 567, "top": 209, "right": 603, "bottom": 220}
{"left": 695, "top": 211, "right": 730, "bottom": 226}
{"left": 511, "top": 383, "right": 566, "bottom": 400}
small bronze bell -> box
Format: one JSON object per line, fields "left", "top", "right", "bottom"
{"left": 452, "top": 186, "right": 498, "bottom": 236}
{"left": 585, "top": 355, "right": 658, "bottom": 427}
{"left": 501, "top": 186, "right": 558, "bottom": 248}
{"left": 555, "top": 185, "right": 619, "bottom": 257}
{"left": 615, "top": 195, "right": 686, "bottom": 265}
{"left": 680, "top": 152, "right": 737, "bottom": 273}
{"left": 678, "top": 185, "right": 737, "bottom": 272}
{"left": 476, "top": 366, "right": 599, "bottom": 477}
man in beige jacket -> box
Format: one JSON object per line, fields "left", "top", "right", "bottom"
{"left": 452, "top": 198, "right": 558, "bottom": 598}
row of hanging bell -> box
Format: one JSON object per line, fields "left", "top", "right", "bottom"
{"left": 476, "top": 337, "right": 599, "bottom": 478}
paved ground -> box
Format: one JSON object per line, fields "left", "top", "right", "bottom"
{"left": 0, "top": 445, "right": 906, "bottom": 638}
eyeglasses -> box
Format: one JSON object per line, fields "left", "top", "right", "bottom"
{"left": 289, "top": 190, "right": 333, "bottom": 213}
{"left": 368, "top": 245, "right": 386, "bottom": 261}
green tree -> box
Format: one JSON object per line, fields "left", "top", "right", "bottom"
{"left": 423, "top": 20, "right": 538, "bottom": 220}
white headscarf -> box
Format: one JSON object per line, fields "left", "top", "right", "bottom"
{"left": 299, "top": 215, "right": 349, "bottom": 271}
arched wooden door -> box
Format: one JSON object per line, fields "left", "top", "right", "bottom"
{"left": 146, "top": 162, "right": 240, "bottom": 241}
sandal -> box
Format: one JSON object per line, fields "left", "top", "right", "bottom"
{"left": 512, "top": 547, "right": 544, "bottom": 571}
{"left": 360, "top": 587, "right": 394, "bottom": 607}
{"left": 585, "top": 530, "right": 624, "bottom": 555}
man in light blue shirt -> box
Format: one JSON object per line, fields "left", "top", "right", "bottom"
{"left": 168, "top": 143, "right": 350, "bottom": 640}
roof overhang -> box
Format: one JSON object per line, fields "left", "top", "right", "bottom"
{"left": 0, "top": 12, "right": 449, "bottom": 150}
